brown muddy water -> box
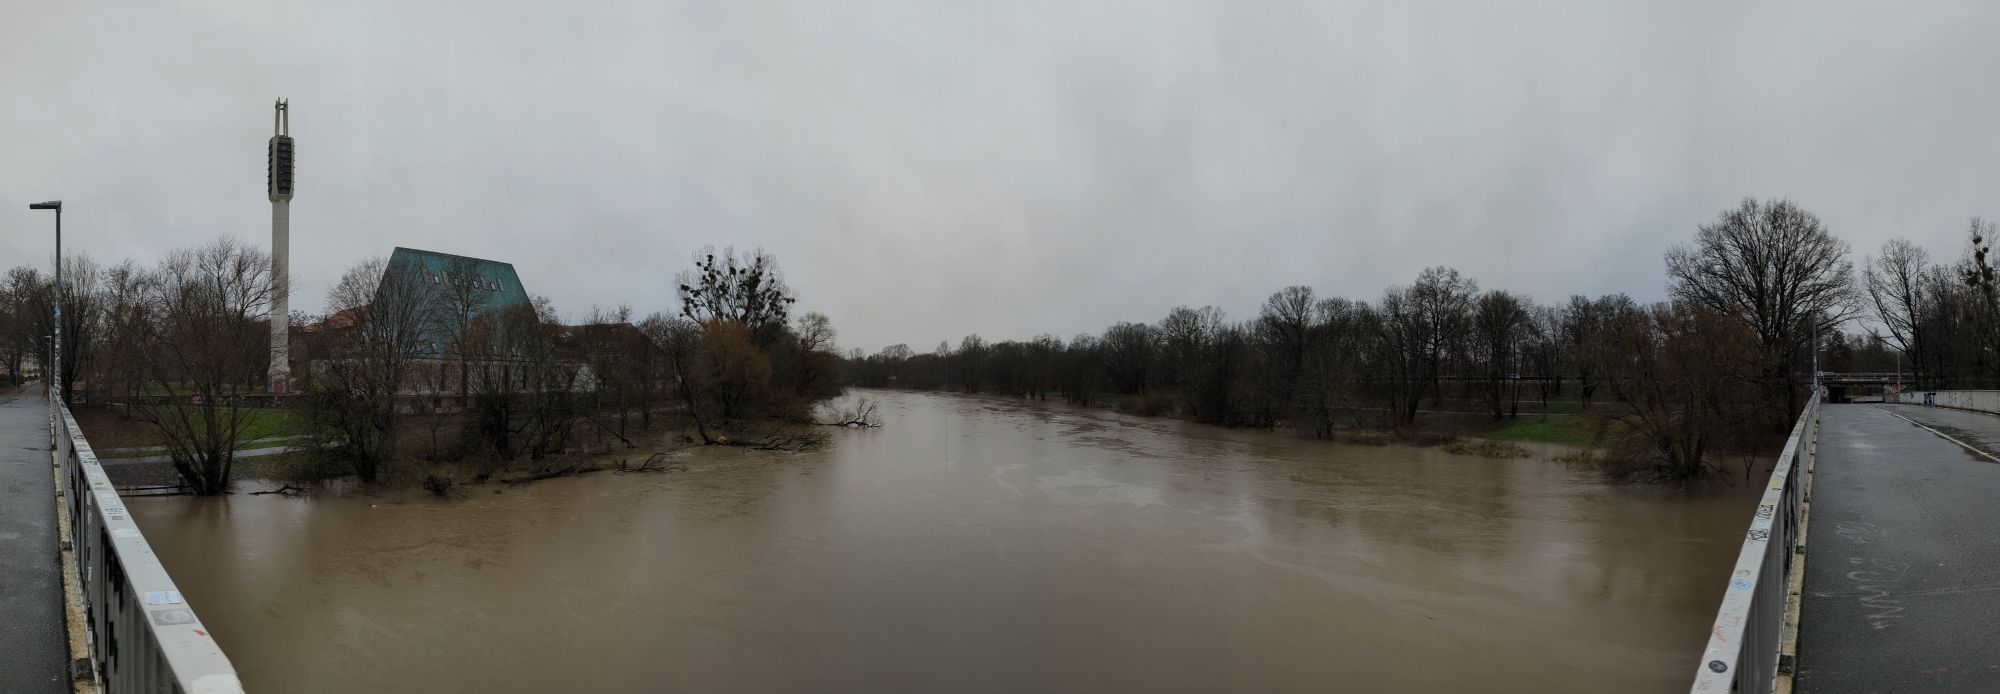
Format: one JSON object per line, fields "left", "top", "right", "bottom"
{"left": 129, "top": 389, "right": 1760, "bottom": 693}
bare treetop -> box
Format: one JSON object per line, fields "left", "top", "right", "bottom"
{"left": 675, "top": 246, "right": 796, "bottom": 334}
{"left": 1666, "top": 197, "right": 1856, "bottom": 351}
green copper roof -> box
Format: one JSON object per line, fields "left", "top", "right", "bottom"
{"left": 380, "top": 247, "right": 531, "bottom": 357}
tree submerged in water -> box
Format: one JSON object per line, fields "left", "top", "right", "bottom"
{"left": 649, "top": 248, "right": 844, "bottom": 449}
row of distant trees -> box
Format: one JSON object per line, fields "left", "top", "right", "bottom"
{"left": 0, "top": 243, "right": 843, "bottom": 495}
{"left": 846, "top": 198, "right": 1992, "bottom": 482}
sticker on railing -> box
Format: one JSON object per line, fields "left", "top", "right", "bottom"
{"left": 145, "top": 591, "right": 184, "bottom": 605}
{"left": 149, "top": 608, "right": 196, "bottom": 626}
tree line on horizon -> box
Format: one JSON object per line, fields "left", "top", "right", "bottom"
{"left": 0, "top": 243, "right": 845, "bottom": 495}
{"left": 843, "top": 198, "right": 1994, "bottom": 482}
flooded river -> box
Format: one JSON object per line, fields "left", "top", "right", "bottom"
{"left": 130, "top": 390, "right": 1758, "bottom": 693}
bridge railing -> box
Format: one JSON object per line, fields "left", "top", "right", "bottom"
{"left": 50, "top": 386, "right": 245, "bottom": 693}
{"left": 1817, "top": 372, "right": 1905, "bottom": 383}
{"left": 1689, "top": 391, "right": 1819, "bottom": 693}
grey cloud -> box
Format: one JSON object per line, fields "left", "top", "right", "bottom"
{"left": 4, "top": 1, "right": 1996, "bottom": 352}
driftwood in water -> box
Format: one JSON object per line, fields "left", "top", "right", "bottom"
{"left": 816, "top": 398, "right": 883, "bottom": 428}
{"left": 616, "top": 453, "right": 686, "bottom": 473}
{"left": 249, "top": 484, "right": 308, "bottom": 496}
{"left": 500, "top": 462, "right": 598, "bottom": 486}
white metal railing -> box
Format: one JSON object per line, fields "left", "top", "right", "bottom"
{"left": 50, "top": 386, "right": 245, "bottom": 693}
{"left": 1689, "top": 391, "right": 1820, "bottom": 693}
{"left": 1817, "top": 372, "right": 1904, "bottom": 382}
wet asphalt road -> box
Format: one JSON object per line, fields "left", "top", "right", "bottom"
{"left": 0, "top": 384, "right": 67, "bottom": 694}
{"left": 1796, "top": 404, "right": 2000, "bottom": 693}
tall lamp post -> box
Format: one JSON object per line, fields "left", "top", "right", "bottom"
{"left": 28, "top": 200, "right": 61, "bottom": 404}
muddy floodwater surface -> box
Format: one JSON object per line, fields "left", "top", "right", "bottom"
{"left": 129, "top": 390, "right": 1760, "bottom": 693}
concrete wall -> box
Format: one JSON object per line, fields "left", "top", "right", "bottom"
{"left": 1891, "top": 390, "right": 2000, "bottom": 415}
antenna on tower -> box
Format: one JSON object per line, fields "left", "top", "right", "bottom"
{"left": 268, "top": 100, "right": 295, "bottom": 201}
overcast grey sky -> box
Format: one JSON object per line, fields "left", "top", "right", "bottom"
{"left": 4, "top": 1, "right": 1996, "bottom": 352}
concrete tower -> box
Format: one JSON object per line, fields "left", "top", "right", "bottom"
{"left": 267, "top": 99, "right": 295, "bottom": 393}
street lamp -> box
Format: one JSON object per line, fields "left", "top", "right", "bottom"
{"left": 28, "top": 200, "right": 61, "bottom": 403}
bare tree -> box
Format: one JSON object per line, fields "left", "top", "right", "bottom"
{"left": 642, "top": 313, "right": 717, "bottom": 443}
{"left": 1100, "top": 322, "right": 1154, "bottom": 395}
{"left": 136, "top": 239, "right": 273, "bottom": 495}
{"left": 513, "top": 300, "right": 585, "bottom": 460}
{"left": 1158, "top": 306, "right": 1223, "bottom": 414}
{"left": 1863, "top": 238, "right": 1935, "bottom": 385}
{"left": 1058, "top": 333, "right": 1104, "bottom": 405}
{"left": 794, "top": 311, "right": 834, "bottom": 353}
{"left": 1258, "top": 287, "right": 1317, "bottom": 384}
{"left": 307, "top": 257, "right": 440, "bottom": 483}
{"left": 1378, "top": 266, "right": 1477, "bottom": 425}
{"left": 1024, "top": 334, "right": 1062, "bottom": 400}
{"left": 1561, "top": 294, "right": 1639, "bottom": 406}
{"left": 577, "top": 304, "right": 657, "bottom": 447}
{"left": 1666, "top": 198, "right": 1855, "bottom": 428}
{"left": 97, "top": 261, "right": 155, "bottom": 414}
{"left": 701, "top": 320, "right": 773, "bottom": 420}
{"left": 1295, "top": 297, "right": 1367, "bottom": 438}
{"left": 17, "top": 257, "right": 106, "bottom": 403}
{"left": 1587, "top": 302, "right": 1761, "bottom": 483}
{"left": 438, "top": 257, "right": 496, "bottom": 403}
{"left": 773, "top": 311, "right": 842, "bottom": 404}
{"left": 1960, "top": 217, "right": 2000, "bottom": 298}
{"left": 1524, "top": 303, "right": 1566, "bottom": 408}
{"left": 458, "top": 296, "right": 585, "bottom": 462}
{"left": 1956, "top": 218, "right": 2000, "bottom": 383}
{"left": 0, "top": 267, "right": 42, "bottom": 385}
{"left": 956, "top": 334, "right": 987, "bottom": 393}
{"left": 1258, "top": 287, "right": 1316, "bottom": 404}
{"left": 676, "top": 246, "right": 796, "bottom": 345}
{"left": 1470, "top": 290, "right": 1531, "bottom": 420}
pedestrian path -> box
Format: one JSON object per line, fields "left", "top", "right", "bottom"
{"left": 0, "top": 385, "right": 69, "bottom": 693}
{"left": 1795, "top": 404, "right": 2000, "bottom": 693}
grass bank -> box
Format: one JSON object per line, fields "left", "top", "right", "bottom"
{"left": 72, "top": 406, "right": 312, "bottom": 453}
{"left": 1477, "top": 416, "right": 1602, "bottom": 448}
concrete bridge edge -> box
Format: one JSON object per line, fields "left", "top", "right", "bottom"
{"left": 1774, "top": 411, "right": 1819, "bottom": 694}
{"left": 47, "top": 392, "right": 97, "bottom": 694}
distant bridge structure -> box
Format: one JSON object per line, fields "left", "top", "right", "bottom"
{"left": 1817, "top": 372, "right": 1909, "bottom": 403}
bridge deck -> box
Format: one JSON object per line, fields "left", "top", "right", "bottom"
{"left": 0, "top": 385, "right": 67, "bottom": 693}
{"left": 1797, "top": 404, "right": 2000, "bottom": 693}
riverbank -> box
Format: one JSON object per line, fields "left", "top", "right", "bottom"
{"left": 79, "top": 387, "right": 1617, "bottom": 496}
{"left": 84, "top": 404, "right": 793, "bottom": 495}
